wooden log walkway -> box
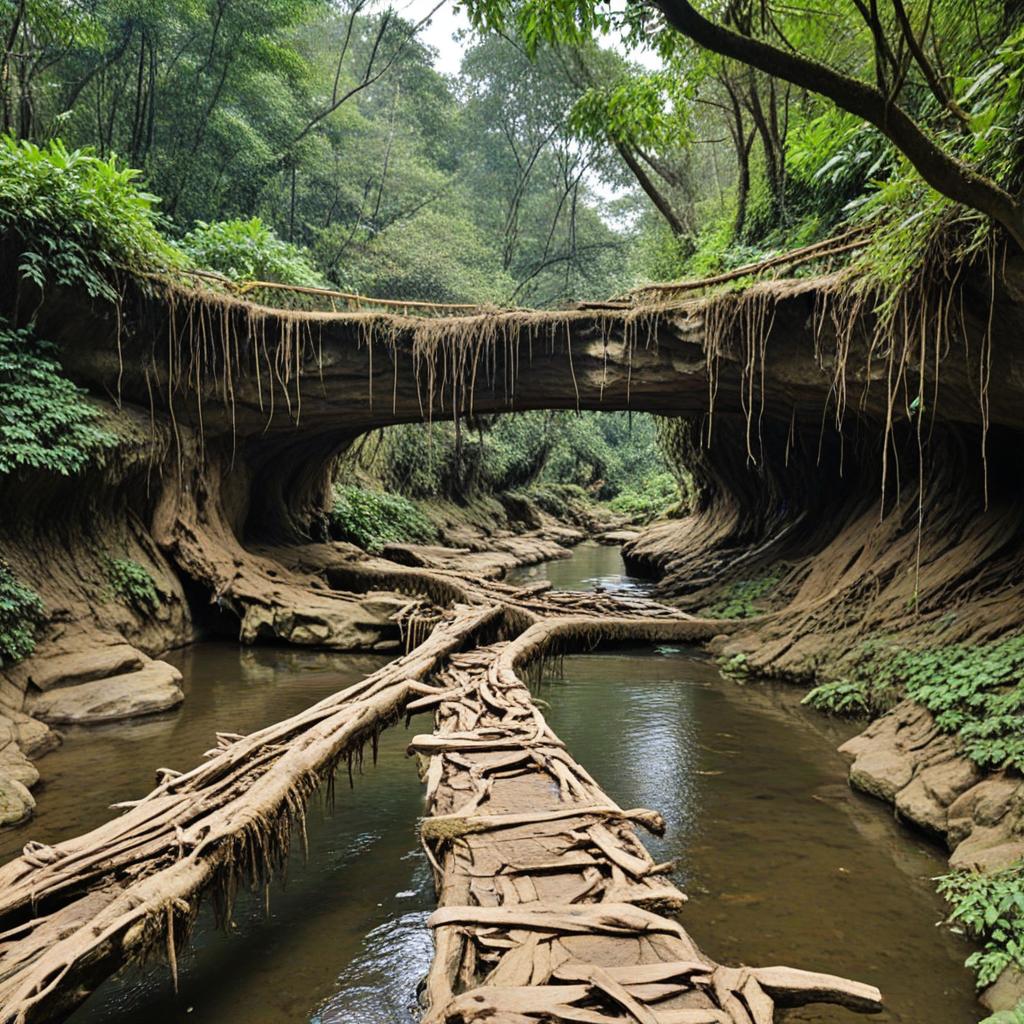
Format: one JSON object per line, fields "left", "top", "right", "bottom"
{"left": 0, "top": 578, "right": 882, "bottom": 1023}
{"left": 413, "top": 638, "right": 883, "bottom": 1023}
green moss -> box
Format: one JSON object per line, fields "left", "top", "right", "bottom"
{"left": 937, "top": 860, "right": 1024, "bottom": 991}
{"left": 330, "top": 485, "right": 438, "bottom": 553}
{"left": 0, "top": 560, "right": 44, "bottom": 667}
{"left": 805, "top": 633, "right": 1024, "bottom": 770}
{"left": 103, "top": 557, "right": 160, "bottom": 613}
{"left": 701, "top": 571, "right": 782, "bottom": 619}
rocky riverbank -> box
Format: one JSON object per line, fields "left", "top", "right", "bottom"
{"left": 838, "top": 699, "right": 1024, "bottom": 1013}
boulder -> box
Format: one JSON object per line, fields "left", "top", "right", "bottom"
{"left": 0, "top": 771, "right": 35, "bottom": 826}
{"left": 948, "top": 775, "right": 1022, "bottom": 828}
{"left": 948, "top": 821, "right": 1024, "bottom": 872}
{"left": 981, "top": 967, "right": 1024, "bottom": 1014}
{"left": 27, "top": 643, "right": 146, "bottom": 692}
{"left": 27, "top": 661, "right": 184, "bottom": 725}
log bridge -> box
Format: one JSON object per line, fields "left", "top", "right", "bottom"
{"left": 0, "top": 576, "right": 883, "bottom": 1024}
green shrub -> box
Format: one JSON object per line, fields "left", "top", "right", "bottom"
{"left": 982, "top": 1004, "right": 1024, "bottom": 1024}
{"left": 0, "top": 136, "right": 180, "bottom": 302}
{"left": 802, "top": 678, "right": 873, "bottom": 716}
{"left": 330, "top": 486, "right": 437, "bottom": 553}
{"left": 607, "top": 471, "right": 680, "bottom": 523}
{"left": 181, "top": 218, "right": 324, "bottom": 288}
{"left": 104, "top": 557, "right": 160, "bottom": 613}
{"left": 806, "top": 634, "right": 1024, "bottom": 771}
{"left": 525, "top": 482, "right": 592, "bottom": 519}
{"left": 701, "top": 571, "right": 782, "bottom": 619}
{"left": 0, "top": 560, "right": 44, "bottom": 666}
{"left": 937, "top": 861, "right": 1024, "bottom": 990}
{"left": 0, "top": 318, "right": 117, "bottom": 476}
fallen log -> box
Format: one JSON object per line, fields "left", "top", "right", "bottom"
{"left": 0, "top": 604, "right": 499, "bottom": 1024}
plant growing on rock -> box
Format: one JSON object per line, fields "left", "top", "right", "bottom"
{"left": 103, "top": 558, "right": 160, "bottom": 613}
{"left": 0, "top": 560, "right": 44, "bottom": 666}
{"left": 0, "top": 318, "right": 116, "bottom": 476}
{"left": 701, "top": 571, "right": 782, "bottom": 619}
{"left": 806, "top": 634, "right": 1024, "bottom": 770}
{"left": 937, "top": 860, "right": 1024, "bottom": 991}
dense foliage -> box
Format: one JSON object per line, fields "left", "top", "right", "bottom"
{"left": 938, "top": 861, "right": 1024, "bottom": 990}
{"left": 804, "top": 634, "right": 1024, "bottom": 772}
{"left": 0, "top": 318, "right": 116, "bottom": 476}
{"left": 180, "top": 219, "right": 325, "bottom": 288}
{"left": 0, "top": 559, "right": 43, "bottom": 666}
{"left": 330, "top": 484, "right": 438, "bottom": 553}
{"left": 343, "top": 411, "right": 681, "bottom": 523}
{"left": 0, "top": 137, "right": 179, "bottom": 301}
{"left": 0, "top": 2, "right": 632, "bottom": 306}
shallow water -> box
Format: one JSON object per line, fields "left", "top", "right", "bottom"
{"left": 7, "top": 542, "right": 979, "bottom": 1023}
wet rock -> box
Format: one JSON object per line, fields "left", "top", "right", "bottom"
{"left": 0, "top": 771, "right": 35, "bottom": 826}
{"left": 981, "top": 966, "right": 1024, "bottom": 1014}
{"left": 27, "top": 661, "right": 184, "bottom": 725}
{"left": 949, "top": 775, "right": 1022, "bottom": 828}
{"left": 948, "top": 823, "right": 1024, "bottom": 872}
{"left": 0, "top": 715, "right": 39, "bottom": 789}
{"left": 896, "top": 751, "right": 983, "bottom": 833}
{"left": 238, "top": 593, "right": 407, "bottom": 649}
{"left": 595, "top": 529, "right": 640, "bottom": 545}
{"left": 895, "top": 775, "right": 948, "bottom": 834}
{"left": 849, "top": 746, "right": 914, "bottom": 802}
{"left": 840, "top": 700, "right": 1024, "bottom": 877}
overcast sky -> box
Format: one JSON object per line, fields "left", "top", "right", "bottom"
{"left": 399, "top": 0, "right": 474, "bottom": 76}
{"left": 395, "top": 0, "right": 661, "bottom": 75}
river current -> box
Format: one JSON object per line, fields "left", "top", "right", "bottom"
{"left": 1, "top": 542, "right": 979, "bottom": 1022}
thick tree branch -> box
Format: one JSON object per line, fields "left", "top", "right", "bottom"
{"left": 653, "top": 0, "right": 1024, "bottom": 248}
{"left": 616, "top": 140, "right": 688, "bottom": 236}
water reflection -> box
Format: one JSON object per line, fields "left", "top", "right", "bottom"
{"left": 505, "top": 540, "right": 654, "bottom": 596}
{"left": 541, "top": 647, "right": 978, "bottom": 1024}
{"left": 15, "top": 542, "right": 981, "bottom": 1024}
{"left": 25, "top": 643, "right": 436, "bottom": 1024}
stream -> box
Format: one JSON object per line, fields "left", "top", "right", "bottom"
{"left": 3, "top": 542, "right": 980, "bottom": 1022}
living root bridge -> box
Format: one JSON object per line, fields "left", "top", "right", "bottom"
{"left": 415, "top": 615, "right": 884, "bottom": 1023}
